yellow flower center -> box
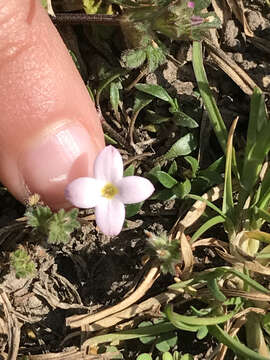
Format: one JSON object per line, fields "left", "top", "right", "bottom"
{"left": 101, "top": 183, "right": 118, "bottom": 199}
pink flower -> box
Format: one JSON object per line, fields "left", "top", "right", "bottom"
{"left": 65, "top": 146, "right": 154, "bottom": 236}
{"left": 187, "top": 1, "right": 195, "bottom": 8}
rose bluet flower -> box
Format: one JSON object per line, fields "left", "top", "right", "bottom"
{"left": 65, "top": 146, "right": 154, "bottom": 236}
{"left": 187, "top": 1, "right": 195, "bottom": 8}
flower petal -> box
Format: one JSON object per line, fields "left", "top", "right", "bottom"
{"left": 116, "top": 176, "right": 154, "bottom": 204}
{"left": 94, "top": 145, "right": 123, "bottom": 182}
{"left": 95, "top": 198, "right": 125, "bottom": 236}
{"left": 65, "top": 177, "right": 103, "bottom": 208}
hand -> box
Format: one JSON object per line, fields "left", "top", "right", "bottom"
{"left": 0, "top": 0, "right": 105, "bottom": 209}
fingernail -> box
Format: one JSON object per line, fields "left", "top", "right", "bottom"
{"left": 19, "top": 122, "right": 95, "bottom": 209}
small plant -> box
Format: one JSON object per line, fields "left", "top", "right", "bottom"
{"left": 10, "top": 248, "right": 36, "bottom": 278}
{"left": 65, "top": 145, "right": 154, "bottom": 236}
{"left": 26, "top": 205, "right": 80, "bottom": 245}
{"left": 146, "top": 232, "right": 181, "bottom": 275}
{"left": 118, "top": 0, "right": 220, "bottom": 71}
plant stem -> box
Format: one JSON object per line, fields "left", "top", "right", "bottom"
{"left": 50, "top": 13, "right": 120, "bottom": 25}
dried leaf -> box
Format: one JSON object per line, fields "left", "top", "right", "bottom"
{"left": 225, "top": 0, "right": 253, "bottom": 37}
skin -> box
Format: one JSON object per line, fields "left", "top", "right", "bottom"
{"left": 0, "top": 0, "right": 105, "bottom": 209}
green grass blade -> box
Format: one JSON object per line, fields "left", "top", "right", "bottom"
{"left": 257, "top": 163, "right": 270, "bottom": 210}
{"left": 207, "top": 278, "right": 227, "bottom": 302}
{"left": 85, "top": 322, "right": 176, "bottom": 347}
{"left": 165, "top": 305, "right": 235, "bottom": 326}
{"left": 222, "top": 117, "right": 238, "bottom": 219}
{"left": 191, "top": 215, "right": 225, "bottom": 242}
{"left": 256, "top": 208, "right": 270, "bottom": 223}
{"left": 192, "top": 41, "right": 227, "bottom": 153}
{"left": 246, "top": 88, "right": 268, "bottom": 159}
{"left": 195, "top": 267, "right": 270, "bottom": 294}
{"left": 208, "top": 325, "right": 270, "bottom": 360}
{"left": 186, "top": 194, "right": 226, "bottom": 218}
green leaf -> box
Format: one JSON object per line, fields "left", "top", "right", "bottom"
{"left": 255, "top": 208, "right": 270, "bottom": 223}
{"left": 194, "top": 0, "right": 211, "bottom": 12}
{"left": 48, "top": 208, "right": 80, "bottom": 244}
{"left": 135, "top": 84, "right": 174, "bottom": 107}
{"left": 207, "top": 278, "right": 227, "bottom": 302}
{"left": 121, "top": 49, "right": 146, "bottom": 69}
{"left": 96, "top": 70, "right": 126, "bottom": 106}
{"left": 173, "top": 111, "right": 198, "bottom": 129}
{"left": 164, "top": 133, "right": 197, "bottom": 160}
{"left": 145, "top": 110, "right": 171, "bottom": 124}
{"left": 180, "top": 355, "right": 193, "bottom": 360}
{"left": 222, "top": 118, "right": 237, "bottom": 218}
{"left": 146, "top": 45, "right": 166, "bottom": 72}
{"left": 198, "top": 156, "right": 225, "bottom": 186}
{"left": 246, "top": 88, "right": 268, "bottom": 156}
{"left": 147, "top": 164, "right": 162, "bottom": 183}
{"left": 156, "top": 171, "right": 178, "bottom": 189}
{"left": 162, "top": 353, "right": 173, "bottom": 360}
{"left": 83, "top": 0, "right": 102, "bottom": 14}
{"left": 196, "top": 326, "right": 208, "bottom": 340}
{"left": 126, "top": 202, "right": 143, "bottom": 218}
{"left": 136, "top": 354, "right": 152, "bottom": 360}
{"left": 240, "top": 89, "right": 270, "bottom": 194}
{"left": 208, "top": 325, "right": 269, "bottom": 360}
{"left": 172, "top": 179, "right": 191, "bottom": 199}
{"left": 124, "top": 164, "right": 135, "bottom": 177}
{"left": 26, "top": 205, "right": 53, "bottom": 232}
{"left": 155, "top": 338, "right": 170, "bottom": 352}
{"left": 184, "top": 156, "right": 199, "bottom": 177}
{"left": 166, "top": 332, "right": 178, "bottom": 348}
{"left": 151, "top": 188, "right": 175, "bottom": 201}
{"left": 104, "top": 134, "right": 118, "bottom": 145}
{"left": 133, "top": 92, "right": 153, "bottom": 114}
{"left": 168, "top": 161, "right": 178, "bottom": 176}
{"left": 110, "top": 82, "right": 120, "bottom": 114}
{"left": 138, "top": 321, "right": 156, "bottom": 344}
{"left": 105, "top": 346, "right": 123, "bottom": 359}
{"left": 192, "top": 41, "right": 227, "bottom": 153}
{"left": 257, "top": 164, "right": 270, "bottom": 210}
{"left": 156, "top": 332, "right": 177, "bottom": 352}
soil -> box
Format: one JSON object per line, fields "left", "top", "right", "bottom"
{"left": 0, "top": 1, "right": 269, "bottom": 359}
